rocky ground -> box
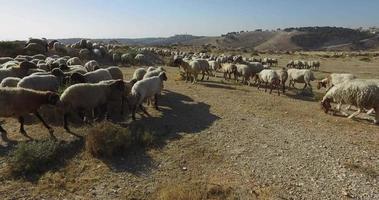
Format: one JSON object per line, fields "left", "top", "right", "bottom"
{"left": 0, "top": 57, "right": 378, "bottom": 199}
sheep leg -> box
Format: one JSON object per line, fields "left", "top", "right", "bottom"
{"left": 269, "top": 83, "right": 273, "bottom": 94}
{"left": 374, "top": 107, "right": 379, "bottom": 124}
{"left": 201, "top": 71, "right": 205, "bottom": 81}
{"left": 0, "top": 125, "right": 10, "bottom": 143}
{"left": 131, "top": 105, "right": 137, "bottom": 121}
{"left": 63, "top": 113, "right": 71, "bottom": 132}
{"left": 154, "top": 94, "right": 159, "bottom": 110}
{"left": 347, "top": 108, "right": 362, "bottom": 119}
{"left": 18, "top": 116, "right": 32, "bottom": 140}
{"left": 139, "top": 105, "right": 150, "bottom": 116}
{"left": 34, "top": 112, "right": 56, "bottom": 140}
{"left": 265, "top": 82, "right": 268, "bottom": 93}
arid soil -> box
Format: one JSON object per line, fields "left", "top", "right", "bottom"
{"left": 0, "top": 56, "right": 378, "bottom": 199}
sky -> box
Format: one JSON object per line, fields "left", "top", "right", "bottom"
{"left": 0, "top": 0, "right": 378, "bottom": 40}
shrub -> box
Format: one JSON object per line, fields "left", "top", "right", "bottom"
{"left": 85, "top": 122, "right": 156, "bottom": 158}
{"left": 359, "top": 57, "right": 372, "bottom": 62}
{"left": 8, "top": 140, "right": 62, "bottom": 177}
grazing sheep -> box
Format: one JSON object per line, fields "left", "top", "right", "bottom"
{"left": 287, "top": 69, "right": 315, "bottom": 91}
{"left": 0, "top": 77, "right": 21, "bottom": 87}
{"left": 84, "top": 60, "right": 99, "bottom": 72}
{"left": 256, "top": 69, "right": 281, "bottom": 95}
{"left": 60, "top": 80, "right": 125, "bottom": 131}
{"left": 129, "top": 72, "right": 167, "bottom": 120}
{"left": 321, "top": 79, "right": 379, "bottom": 124}
{"left": 17, "top": 74, "right": 60, "bottom": 92}
{"left": 70, "top": 69, "right": 112, "bottom": 84}
{"left": 143, "top": 66, "right": 166, "bottom": 79}
{"left": 0, "top": 88, "right": 59, "bottom": 142}
{"left": 106, "top": 66, "right": 124, "bottom": 80}
{"left": 317, "top": 73, "right": 356, "bottom": 91}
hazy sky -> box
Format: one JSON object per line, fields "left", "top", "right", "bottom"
{"left": 0, "top": 0, "right": 378, "bottom": 40}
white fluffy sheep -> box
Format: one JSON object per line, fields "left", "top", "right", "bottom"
{"left": 132, "top": 68, "right": 147, "bottom": 81}
{"left": 287, "top": 69, "right": 315, "bottom": 91}
{"left": 84, "top": 60, "right": 99, "bottom": 72}
{"left": 0, "top": 88, "right": 59, "bottom": 142}
{"left": 0, "top": 77, "right": 21, "bottom": 87}
{"left": 17, "top": 74, "right": 60, "bottom": 92}
{"left": 60, "top": 80, "right": 125, "bottom": 131}
{"left": 317, "top": 73, "right": 356, "bottom": 91}
{"left": 220, "top": 63, "right": 237, "bottom": 80}
{"left": 67, "top": 57, "right": 82, "bottom": 66}
{"left": 106, "top": 66, "right": 124, "bottom": 80}
{"left": 256, "top": 69, "right": 281, "bottom": 95}
{"left": 321, "top": 79, "right": 379, "bottom": 124}
{"left": 70, "top": 68, "right": 112, "bottom": 84}
{"left": 143, "top": 66, "right": 165, "bottom": 79}
{"left": 129, "top": 72, "right": 167, "bottom": 120}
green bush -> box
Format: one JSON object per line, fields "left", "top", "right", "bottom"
{"left": 8, "top": 140, "right": 62, "bottom": 177}
{"left": 85, "top": 122, "right": 157, "bottom": 158}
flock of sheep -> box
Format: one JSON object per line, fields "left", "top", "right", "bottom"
{"left": 0, "top": 38, "right": 378, "bottom": 145}
{"left": 169, "top": 50, "right": 378, "bottom": 124}
{"left": 0, "top": 42, "right": 169, "bottom": 145}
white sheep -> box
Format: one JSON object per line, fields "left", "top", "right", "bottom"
{"left": 84, "top": 60, "right": 99, "bottom": 72}
{"left": 317, "top": 73, "right": 356, "bottom": 91}
{"left": 106, "top": 66, "right": 124, "bottom": 80}
{"left": 0, "top": 77, "right": 21, "bottom": 87}
{"left": 287, "top": 69, "right": 315, "bottom": 91}
{"left": 60, "top": 80, "right": 125, "bottom": 131}
{"left": 70, "top": 69, "right": 112, "bottom": 84}
{"left": 17, "top": 74, "right": 60, "bottom": 92}
{"left": 256, "top": 69, "right": 281, "bottom": 95}
{"left": 67, "top": 57, "right": 82, "bottom": 66}
{"left": 143, "top": 66, "right": 165, "bottom": 79}
{"left": 0, "top": 88, "right": 60, "bottom": 142}
{"left": 132, "top": 68, "right": 147, "bottom": 81}
{"left": 220, "top": 63, "right": 237, "bottom": 80}
{"left": 129, "top": 72, "right": 167, "bottom": 120}
{"left": 321, "top": 79, "right": 379, "bottom": 124}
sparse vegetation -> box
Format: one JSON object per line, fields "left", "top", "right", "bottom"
{"left": 157, "top": 182, "right": 233, "bottom": 200}
{"left": 85, "top": 122, "right": 157, "bottom": 158}
{"left": 7, "top": 140, "right": 62, "bottom": 177}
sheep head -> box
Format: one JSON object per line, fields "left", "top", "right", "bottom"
{"left": 317, "top": 81, "right": 326, "bottom": 90}
{"left": 320, "top": 98, "right": 332, "bottom": 114}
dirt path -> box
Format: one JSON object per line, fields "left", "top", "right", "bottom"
{"left": 0, "top": 67, "right": 378, "bottom": 199}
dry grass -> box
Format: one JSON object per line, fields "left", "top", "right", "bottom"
{"left": 157, "top": 181, "right": 233, "bottom": 200}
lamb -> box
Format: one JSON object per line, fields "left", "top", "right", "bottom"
{"left": 287, "top": 69, "right": 315, "bottom": 91}
{"left": 106, "top": 66, "right": 124, "bottom": 80}
{"left": 132, "top": 68, "right": 147, "bottom": 81}
{"left": 0, "top": 88, "right": 59, "bottom": 142}
{"left": 0, "top": 77, "right": 21, "bottom": 87}
{"left": 129, "top": 72, "right": 167, "bottom": 120}
{"left": 59, "top": 80, "right": 125, "bottom": 131}
{"left": 317, "top": 73, "right": 356, "bottom": 91}
{"left": 17, "top": 74, "right": 60, "bottom": 92}
{"left": 143, "top": 66, "right": 165, "bottom": 79}
{"left": 321, "top": 79, "right": 379, "bottom": 124}
{"left": 256, "top": 69, "right": 281, "bottom": 95}
{"left": 70, "top": 69, "right": 112, "bottom": 84}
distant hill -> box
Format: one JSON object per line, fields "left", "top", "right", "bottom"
{"left": 56, "top": 27, "right": 379, "bottom": 51}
